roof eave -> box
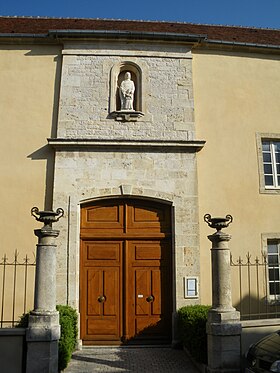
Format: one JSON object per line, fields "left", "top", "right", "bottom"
{"left": 205, "top": 38, "right": 280, "bottom": 50}
{"left": 48, "top": 29, "right": 207, "bottom": 43}
{"left": 0, "top": 30, "right": 279, "bottom": 50}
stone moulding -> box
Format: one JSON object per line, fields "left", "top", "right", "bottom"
{"left": 110, "top": 110, "right": 144, "bottom": 122}
{"left": 48, "top": 138, "right": 206, "bottom": 152}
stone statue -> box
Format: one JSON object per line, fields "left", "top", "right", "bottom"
{"left": 119, "top": 72, "right": 135, "bottom": 111}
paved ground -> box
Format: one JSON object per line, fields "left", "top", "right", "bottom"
{"left": 64, "top": 346, "right": 200, "bottom": 373}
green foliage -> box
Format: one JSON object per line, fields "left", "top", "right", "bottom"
{"left": 177, "top": 305, "right": 210, "bottom": 364}
{"left": 15, "top": 311, "right": 30, "bottom": 328}
{"left": 16, "top": 305, "right": 78, "bottom": 372}
{"left": 56, "top": 305, "right": 78, "bottom": 372}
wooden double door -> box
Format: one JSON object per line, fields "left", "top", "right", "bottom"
{"left": 80, "top": 199, "right": 172, "bottom": 345}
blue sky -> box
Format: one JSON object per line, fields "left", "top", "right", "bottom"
{"left": 1, "top": 0, "right": 280, "bottom": 29}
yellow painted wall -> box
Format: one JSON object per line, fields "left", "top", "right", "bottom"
{"left": 2, "top": 42, "right": 280, "bottom": 316}
{"left": 193, "top": 50, "right": 280, "bottom": 305}
{"left": 0, "top": 45, "right": 61, "bottom": 257}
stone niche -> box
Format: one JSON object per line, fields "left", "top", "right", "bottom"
{"left": 110, "top": 61, "right": 144, "bottom": 121}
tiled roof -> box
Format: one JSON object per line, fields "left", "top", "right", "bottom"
{"left": 0, "top": 16, "right": 279, "bottom": 46}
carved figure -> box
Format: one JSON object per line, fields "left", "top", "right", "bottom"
{"left": 119, "top": 72, "right": 135, "bottom": 111}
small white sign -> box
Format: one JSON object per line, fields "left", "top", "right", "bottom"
{"left": 184, "top": 277, "right": 199, "bottom": 298}
{"left": 137, "top": 294, "right": 144, "bottom": 298}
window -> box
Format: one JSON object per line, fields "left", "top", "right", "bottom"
{"left": 267, "top": 240, "right": 280, "bottom": 298}
{"left": 262, "top": 141, "right": 280, "bottom": 188}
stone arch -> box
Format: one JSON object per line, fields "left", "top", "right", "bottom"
{"left": 79, "top": 185, "right": 174, "bottom": 206}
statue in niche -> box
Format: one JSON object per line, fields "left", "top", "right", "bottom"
{"left": 119, "top": 72, "right": 135, "bottom": 111}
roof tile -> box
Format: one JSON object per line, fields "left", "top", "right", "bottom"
{"left": 0, "top": 17, "right": 279, "bottom": 46}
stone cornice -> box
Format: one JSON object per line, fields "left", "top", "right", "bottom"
{"left": 48, "top": 138, "right": 205, "bottom": 152}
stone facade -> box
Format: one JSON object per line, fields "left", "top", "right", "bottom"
{"left": 57, "top": 42, "right": 195, "bottom": 140}
{"left": 52, "top": 41, "right": 203, "bottom": 341}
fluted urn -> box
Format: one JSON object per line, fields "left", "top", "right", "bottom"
{"left": 31, "top": 207, "right": 64, "bottom": 228}
{"left": 204, "top": 214, "right": 233, "bottom": 231}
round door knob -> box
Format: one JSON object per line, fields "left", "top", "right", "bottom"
{"left": 98, "top": 295, "right": 106, "bottom": 303}
{"left": 146, "top": 295, "right": 154, "bottom": 302}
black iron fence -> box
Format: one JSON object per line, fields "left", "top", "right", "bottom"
{"left": 1, "top": 249, "right": 280, "bottom": 325}
{"left": 0, "top": 251, "right": 36, "bottom": 327}
{"left": 231, "top": 251, "right": 280, "bottom": 320}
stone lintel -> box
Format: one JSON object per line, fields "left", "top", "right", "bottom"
{"left": 48, "top": 138, "right": 206, "bottom": 152}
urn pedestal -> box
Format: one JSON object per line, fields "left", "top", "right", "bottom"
{"left": 26, "top": 208, "right": 64, "bottom": 373}
{"left": 204, "top": 214, "right": 241, "bottom": 373}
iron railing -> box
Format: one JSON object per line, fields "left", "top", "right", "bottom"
{"left": 0, "top": 251, "right": 36, "bottom": 327}
{"left": 1, "top": 249, "right": 280, "bottom": 324}
{"left": 231, "top": 251, "right": 280, "bottom": 320}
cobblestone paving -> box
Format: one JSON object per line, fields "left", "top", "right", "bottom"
{"left": 64, "top": 346, "right": 200, "bottom": 373}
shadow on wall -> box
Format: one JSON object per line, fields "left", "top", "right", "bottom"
{"left": 233, "top": 294, "right": 280, "bottom": 368}
{"left": 26, "top": 49, "right": 62, "bottom": 210}
{"left": 27, "top": 145, "right": 55, "bottom": 211}
{"left": 234, "top": 293, "right": 280, "bottom": 321}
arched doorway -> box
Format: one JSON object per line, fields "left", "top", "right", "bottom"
{"left": 80, "top": 198, "right": 172, "bottom": 345}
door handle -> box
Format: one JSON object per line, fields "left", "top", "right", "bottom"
{"left": 98, "top": 295, "right": 106, "bottom": 303}
{"left": 146, "top": 295, "right": 154, "bottom": 302}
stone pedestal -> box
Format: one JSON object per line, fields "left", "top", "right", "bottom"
{"left": 26, "top": 208, "right": 63, "bottom": 373}
{"left": 207, "top": 310, "right": 242, "bottom": 373}
{"left": 205, "top": 215, "right": 241, "bottom": 373}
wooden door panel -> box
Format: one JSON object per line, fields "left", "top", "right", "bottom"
{"left": 87, "top": 245, "right": 119, "bottom": 261}
{"left": 87, "top": 318, "right": 119, "bottom": 338}
{"left": 126, "top": 201, "right": 171, "bottom": 236}
{"left": 83, "top": 241, "right": 121, "bottom": 266}
{"left": 87, "top": 269, "right": 103, "bottom": 316}
{"left": 135, "top": 317, "right": 162, "bottom": 335}
{"left": 81, "top": 200, "right": 124, "bottom": 237}
{"left": 83, "top": 205, "right": 122, "bottom": 227}
{"left": 133, "top": 241, "right": 170, "bottom": 261}
{"left": 151, "top": 269, "right": 161, "bottom": 315}
{"left": 135, "top": 270, "right": 150, "bottom": 316}
{"left": 135, "top": 245, "right": 161, "bottom": 260}
{"left": 80, "top": 200, "right": 172, "bottom": 344}
{"left": 126, "top": 240, "right": 172, "bottom": 342}
{"left": 83, "top": 267, "right": 120, "bottom": 340}
{"left": 134, "top": 206, "right": 162, "bottom": 222}
{"left": 80, "top": 240, "right": 122, "bottom": 342}
{"left": 103, "top": 269, "right": 119, "bottom": 316}
{"left": 133, "top": 268, "right": 166, "bottom": 318}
